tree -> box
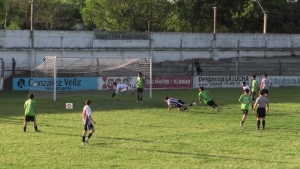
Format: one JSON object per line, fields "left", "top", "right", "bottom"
{"left": 82, "top": 0, "right": 174, "bottom": 31}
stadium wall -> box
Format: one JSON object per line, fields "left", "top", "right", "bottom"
{"left": 0, "top": 30, "right": 300, "bottom": 71}
{"left": 11, "top": 75, "right": 300, "bottom": 91}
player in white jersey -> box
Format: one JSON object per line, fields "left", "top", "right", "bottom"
{"left": 81, "top": 100, "right": 96, "bottom": 146}
{"left": 164, "top": 97, "right": 196, "bottom": 111}
{"left": 260, "top": 74, "right": 272, "bottom": 98}
{"left": 111, "top": 82, "right": 134, "bottom": 98}
{"left": 241, "top": 82, "right": 251, "bottom": 91}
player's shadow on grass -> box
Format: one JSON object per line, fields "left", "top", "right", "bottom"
{"left": 106, "top": 147, "right": 292, "bottom": 164}
{"left": 100, "top": 136, "right": 155, "bottom": 143}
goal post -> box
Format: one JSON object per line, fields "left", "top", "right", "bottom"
{"left": 29, "top": 56, "right": 152, "bottom": 101}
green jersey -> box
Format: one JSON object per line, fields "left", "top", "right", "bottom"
{"left": 239, "top": 94, "right": 251, "bottom": 110}
{"left": 198, "top": 90, "right": 212, "bottom": 104}
{"left": 136, "top": 76, "right": 146, "bottom": 88}
{"left": 252, "top": 80, "right": 258, "bottom": 92}
{"left": 24, "top": 99, "right": 36, "bottom": 116}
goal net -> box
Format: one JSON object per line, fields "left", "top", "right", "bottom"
{"left": 29, "top": 56, "right": 152, "bottom": 101}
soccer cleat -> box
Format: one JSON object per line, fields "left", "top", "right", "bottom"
{"left": 82, "top": 142, "right": 86, "bottom": 146}
{"left": 85, "top": 139, "right": 89, "bottom": 144}
{"left": 193, "top": 102, "right": 197, "bottom": 106}
{"left": 240, "top": 122, "right": 243, "bottom": 126}
{"left": 111, "top": 92, "right": 116, "bottom": 98}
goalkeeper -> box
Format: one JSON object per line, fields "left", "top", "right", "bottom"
{"left": 111, "top": 82, "right": 134, "bottom": 98}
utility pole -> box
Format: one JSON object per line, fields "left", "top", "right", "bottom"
{"left": 252, "top": 0, "right": 267, "bottom": 33}
{"left": 31, "top": 0, "right": 34, "bottom": 48}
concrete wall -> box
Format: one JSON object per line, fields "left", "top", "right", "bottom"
{"left": 0, "top": 30, "right": 300, "bottom": 71}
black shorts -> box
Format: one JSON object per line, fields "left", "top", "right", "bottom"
{"left": 177, "top": 100, "right": 185, "bottom": 108}
{"left": 251, "top": 92, "right": 257, "bottom": 100}
{"left": 25, "top": 115, "right": 35, "bottom": 122}
{"left": 262, "top": 89, "right": 269, "bottom": 95}
{"left": 242, "top": 109, "right": 248, "bottom": 115}
{"left": 84, "top": 123, "right": 94, "bottom": 131}
{"left": 137, "top": 88, "right": 144, "bottom": 93}
{"left": 207, "top": 100, "right": 216, "bottom": 106}
{"left": 257, "top": 108, "right": 266, "bottom": 118}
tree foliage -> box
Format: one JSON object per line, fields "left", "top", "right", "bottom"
{"left": 0, "top": 0, "right": 299, "bottom": 33}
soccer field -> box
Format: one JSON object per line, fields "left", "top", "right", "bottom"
{"left": 1, "top": 88, "right": 300, "bottom": 169}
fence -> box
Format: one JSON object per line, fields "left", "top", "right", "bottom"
{"left": 199, "top": 60, "right": 300, "bottom": 76}
{"left": 0, "top": 58, "right": 3, "bottom": 90}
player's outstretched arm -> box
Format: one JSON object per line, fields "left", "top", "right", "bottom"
{"left": 168, "top": 105, "right": 172, "bottom": 111}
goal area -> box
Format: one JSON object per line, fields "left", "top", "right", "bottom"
{"left": 29, "top": 56, "right": 152, "bottom": 101}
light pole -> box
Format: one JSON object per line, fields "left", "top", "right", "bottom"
{"left": 30, "top": 0, "right": 34, "bottom": 48}
{"left": 30, "top": 0, "right": 35, "bottom": 70}
{"left": 252, "top": 0, "right": 267, "bottom": 33}
{"left": 212, "top": 7, "right": 217, "bottom": 34}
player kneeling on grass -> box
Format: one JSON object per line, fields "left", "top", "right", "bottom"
{"left": 164, "top": 97, "right": 196, "bottom": 111}
{"left": 238, "top": 89, "right": 252, "bottom": 126}
{"left": 111, "top": 82, "right": 134, "bottom": 98}
{"left": 198, "top": 87, "right": 219, "bottom": 112}
{"left": 82, "top": 100, "right": 96, "bottom": 146}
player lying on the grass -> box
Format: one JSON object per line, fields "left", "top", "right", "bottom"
{"left": 111, "top": 82, "right": 134, "bottom": 98}
{"left": 164, "top": 97, "right": 196, "bottom": 111}
{"left": 198, "top": 87, "right": 219, "bottom": 112}
{"left": 238, "top": 89, "right": 252, "bottom": 126}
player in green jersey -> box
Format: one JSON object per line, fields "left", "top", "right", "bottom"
{"left": 239, "top": 89, "right": 252, "bottom": 126}
{"left": 23, "top": 94, "right": 40, "bottom": 132}
{"left": 198, "top": 87, "right": 219, "bottom": 112}
{"left": 251, "top": 75, "right": 259, "bottom": 110}
{"left": 134, "top": 72, "right": 146, "bottom": 103}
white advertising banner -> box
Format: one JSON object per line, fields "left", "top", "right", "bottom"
{"left": 256, "top": 76, "right": 300, "bottom": 87}
{"left": 194, "top": 76, "right": 251, "bottom": 88}
{"left": 98, "top": 76, "right": 137, "bottom": 90}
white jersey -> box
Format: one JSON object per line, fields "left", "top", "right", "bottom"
{"left": 82, "top": 105, "right": 92, "bottom": 125}
{"left": 167, "top": 98, "right": 184, "bottom": 106}
{"left": 115, "top": 83, "right": 133, "bottom": 94}
{"left": 243, "top": 85, "right": 250, "bottom": 90}
{"left": 261, "top": 78, "right": 272, "bottom": 90}
{"left": 116, "top": 84, "right": 130, "bottom": 90}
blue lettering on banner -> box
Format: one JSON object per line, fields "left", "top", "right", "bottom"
{"left": 260, "top": 76, "right": 300, "bottom": 87}
{"left": 13, "top": 77, "right": 97, "bottom": 91}
{"left": 195, "top": 76, "right": 250, "bottom": 88}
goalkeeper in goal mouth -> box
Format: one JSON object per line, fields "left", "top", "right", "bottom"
{"left": 111, "top": 82, "right": 135, "bottom": 98}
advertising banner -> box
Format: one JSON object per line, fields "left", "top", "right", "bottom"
{"left": 150, "top": 76, "right": 193, "bottom": 88}
{"left": 256, "top": 76, "right": 300, "bottom": 87}
{"left": 98, "top": 76, "right": 138, "bottom": 90}
{"left": 194, "top": 76, "right": 251, "bottom": 88}
{"left": 98, "top": 76, "right": 194, "bottom": 90}
{"left": 13, "top": 77, "right": 98, "bottom": 91}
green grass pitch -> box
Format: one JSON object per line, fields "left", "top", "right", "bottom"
{"left": 0, "top": 88, "right": 300, "bottom": 169}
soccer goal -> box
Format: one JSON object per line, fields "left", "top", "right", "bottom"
{"left": 29, "top": 56, "right": 152, "bottom": 101}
